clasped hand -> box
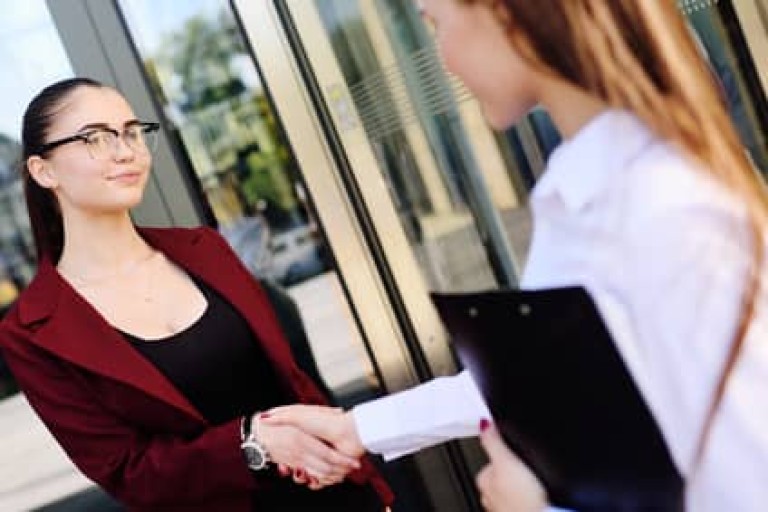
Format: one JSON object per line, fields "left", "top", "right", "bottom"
{"left": 257, "top": 405, "right": 364, "bottom": 490}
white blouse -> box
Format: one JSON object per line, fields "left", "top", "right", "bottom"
{"left": 352, "top": 110, "right": 768, "bottom": 511}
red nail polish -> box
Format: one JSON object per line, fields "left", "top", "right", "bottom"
{"left": 259, "top": 412, "right": 271, "bottom": 419}
{"left": 479, "top": 418, "right": 490, "bottom": 432}
{"left": 294, "top": 469, "right": 304, "bottom": 478}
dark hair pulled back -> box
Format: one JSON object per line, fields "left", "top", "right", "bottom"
{"left": 21, "top": 77, "right": 104, "bottom": 262}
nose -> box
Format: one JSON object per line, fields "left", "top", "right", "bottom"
{"left": 113, "top": 134, "right": 136, "bottom": 161}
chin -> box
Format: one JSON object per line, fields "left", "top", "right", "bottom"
{"left": 482, "top": 101, "right": 535, "bottom": 131}
{"left": 106, "top": 193, "right": 145, "bottom": 213}
{"left": 483, "top": 109, "right": 518, "bottom": 131}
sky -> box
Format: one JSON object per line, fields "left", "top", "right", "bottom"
{"left": 0, "top": 2, "right": 72, "bottom": 140}
{"left": 0, "top": 0, "right": 218, "bottom": 141}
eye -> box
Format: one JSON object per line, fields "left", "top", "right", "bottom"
{"left": 124, "top": 126, "right": 143, "bottom": 143}
{"left": 85, "top": 130, "right": 115, "bottom": 148}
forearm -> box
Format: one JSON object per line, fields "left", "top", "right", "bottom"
{"left": 2, "top": 341, "right": 258, "bottom": 507}
{"left": 106, "top": 419, "right": 257, "bottom": 507}
{"left": 352, "top": 370, "right": 491, "bottom": 460}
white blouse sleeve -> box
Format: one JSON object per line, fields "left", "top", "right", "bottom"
{"left": 352, "top": 370, "right": 491, "bottom": 460}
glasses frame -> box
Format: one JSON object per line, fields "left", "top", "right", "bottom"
{"left": 38, "top": 121, "right": 161, "bottom": 159}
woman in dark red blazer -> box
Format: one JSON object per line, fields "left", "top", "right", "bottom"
{"left": 0, "top": 78, "right": 392, "bottom": 511}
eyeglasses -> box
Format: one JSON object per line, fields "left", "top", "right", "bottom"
{"left": 39, "top": 122, "right": 160, "bottom": 161}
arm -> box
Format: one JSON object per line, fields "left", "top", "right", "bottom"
{"left": 0, "top": 331, "right": 354, "bottom": 508}
{"left": 264, "top": 370, "right": 491, "bottom": 461}
{"left": 0, "top": 335, "right": 254, "bottom": 508}
{"left": 353, "top": 370, "right": 491, "bottom": 460}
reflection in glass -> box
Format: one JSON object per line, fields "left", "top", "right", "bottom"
{"left": 307, "top": 0, "right": 532, "bottom": 293}
{"left": 0, "top": 1, "right": 73, "bottom": 395}
{"left": 684, "top": 1, "right": 768, "bottom": 173}
{"left": 120, "top": 0, "right": 328, "bottom": 287}
{"left": 119, "top": 0, "right": 382, "bottom": 419}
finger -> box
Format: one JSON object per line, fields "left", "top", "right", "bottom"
{"left": 475, "top": 466, "right": 494, "bottom": 512}
{"left": 475, "top": 464, "right": 491, "bottom": 493}
{"left": 307, "top": 475, "right": 337, "bottom": 491}
{"left": 293, "top": 467, "right": 309, "bottom": 485}
{"left": 268, "top": 404, "right": 344, "bottom": 416}
{"left": 478, "top": 420, "right": 509, "bottom": 463}
{"left": 300, "top": 434, "right": 360, "bottom": 471}
{"left": 301, "top": 453, "right": 351, "bottom": 482}
{"left": 277, "top": 464, "right": 292, "bottom": 477}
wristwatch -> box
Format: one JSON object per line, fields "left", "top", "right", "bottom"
{"left": 240, "top": 413, "right": 271, "bottom": 471}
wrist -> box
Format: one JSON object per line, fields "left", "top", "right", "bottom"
{"left": 240, "top": 413, "right": 255, "bottom": 442}
{"left": 241, "top": 412, "right": 271, "bottom": 471}
{"left": 342, "top": 411, "right": 365, "bottom": 457}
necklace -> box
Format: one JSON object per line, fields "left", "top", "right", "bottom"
{"left": 64, "top": 250, "right": 159, "bottom": 298}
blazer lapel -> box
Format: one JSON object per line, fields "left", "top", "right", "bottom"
{"left": 20, "top": 258, "right": 205, "bottom": 423}
{"left": 141, "top": 227, "right": 299, "bottom": 399}
{"left": 16, "top": 226, "right": 300, "bottom": 424}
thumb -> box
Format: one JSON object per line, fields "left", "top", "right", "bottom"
{"left": 479, "top": 420, "right": 509, "bottom": 462}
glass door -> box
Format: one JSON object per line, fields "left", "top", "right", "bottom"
{"left": 117, "top": 0, "right": 454, "bottom": 510}
{"left": 232, "top": 0, "right": 768, "bottom": 510}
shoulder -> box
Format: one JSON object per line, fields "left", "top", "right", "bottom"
{"left": 624, "top": 141, "right": 744, "bottom": 224}
{"left": 617, "top": 141, "right": 750, "bottom": 257}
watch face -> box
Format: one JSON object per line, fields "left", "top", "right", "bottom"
{"left": 242, "top": 441, "right": 267, "bottom": 470}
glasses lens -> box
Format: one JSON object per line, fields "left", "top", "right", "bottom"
{"left": 85, "top": 130, "right": 117, "bottom": 160}
{"left": 140, "top": 125, "right": 159, "bottom": 153}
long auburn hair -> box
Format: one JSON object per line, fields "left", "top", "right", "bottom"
{"left": 464, "top": 0, "right": 767, "bottom": 474}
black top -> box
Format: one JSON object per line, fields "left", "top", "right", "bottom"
{"left": 123, "top": 276, "right": 284, "bottom": 424}
{"left": 122, "top": 277, "right": 383, "bottom": 511}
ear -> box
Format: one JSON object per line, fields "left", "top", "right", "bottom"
{"left": 26, "top": 156, "right": 59, "bottom": 190}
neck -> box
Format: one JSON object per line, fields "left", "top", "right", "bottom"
{"left": 537, "top": 77, "right": 610, "bottom": 140}
{"left": 56, "top": 210, "right": 153, "bottom": 280}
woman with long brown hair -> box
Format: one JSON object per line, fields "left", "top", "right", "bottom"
{"left": 264, "top": 0, "right": 768, "bottom": 510}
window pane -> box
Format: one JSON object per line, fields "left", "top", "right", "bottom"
{"left": 0, "top": 1, "right": 73, "bottom": 397}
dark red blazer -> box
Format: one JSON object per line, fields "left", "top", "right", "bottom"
{"left": 0, "top": 226, "right": 392, "bottom": 511}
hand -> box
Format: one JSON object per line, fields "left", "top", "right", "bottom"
{"left": 254, "top": 413, "right": 360, "bottom": 489}
{"left": 476, "top": 420, "right": 548, "bottom": 512}
{"left": 263, "top": 405, "right": 365, "bottom": 460}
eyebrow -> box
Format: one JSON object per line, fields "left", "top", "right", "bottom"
{"left": 76, "top": 119, "right": 141, "bottom": 133}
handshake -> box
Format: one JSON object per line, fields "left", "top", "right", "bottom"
{"left": 251, "top": 405, "right": 365, "bottom": 490}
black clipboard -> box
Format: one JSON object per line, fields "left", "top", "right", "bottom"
{"left": 431, "top": 287, "right": 684, "bottom": 511}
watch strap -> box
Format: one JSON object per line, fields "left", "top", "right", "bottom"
{"left": 241, "top": 412, "right": 256, "bottom": 441}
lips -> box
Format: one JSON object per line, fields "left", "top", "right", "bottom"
{"left": 106, "top": 171, "right": 145, "bottom": 186}
{"left": 107, "top": 171, "right": 143, "bottom": 180}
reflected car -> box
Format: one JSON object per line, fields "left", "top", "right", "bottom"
{"left": 267, "top": 225, "right": 326, "bottom": 286}
{"left": 219, "top": 218, "right": 326, "bottom": 286}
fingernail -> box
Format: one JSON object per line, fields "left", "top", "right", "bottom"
{"left": 294, "top": 469, "right": 304, "bottom": 478}
{"left": 259, "top": 412, "right": 271, "bottom": 419}
{"left": 479, "top": 418, "right": 490, "bottom": 432}
{"left": 278, "top": 466, "right": 291, "bottom": 476}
